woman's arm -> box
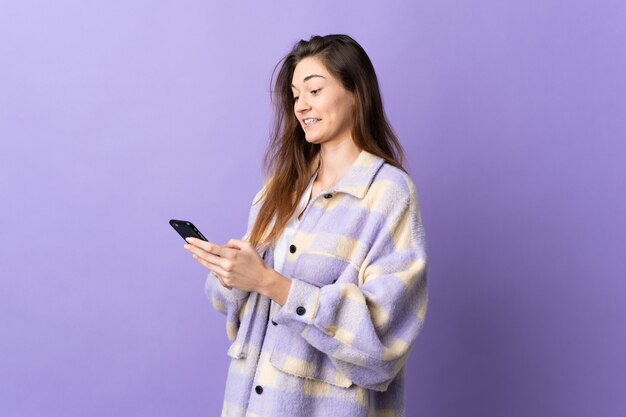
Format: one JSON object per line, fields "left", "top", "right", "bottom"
{"left": 258, "top": 269, "right": 292, "bottom": 306}
{"left": 271, "top": 179, "right": 428, "bottom": 392}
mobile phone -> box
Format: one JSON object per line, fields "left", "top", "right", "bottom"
{"left": 169, "top": 219, "right": 209, "bottom": 242}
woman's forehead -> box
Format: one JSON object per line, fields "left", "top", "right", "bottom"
{"left": 292, "top": 57, "right": 330, "bottom": 85}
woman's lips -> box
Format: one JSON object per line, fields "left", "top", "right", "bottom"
{"left": 303, "top": 119, "right": 321, "bottom": 129}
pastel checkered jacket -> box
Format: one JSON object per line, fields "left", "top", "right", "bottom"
{"left": 205, "top": 150, "right": 428, "bottom": 417}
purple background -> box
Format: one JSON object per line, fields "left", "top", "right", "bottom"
{"left": 1, "top": 1, "right": 624, "bottom": 416}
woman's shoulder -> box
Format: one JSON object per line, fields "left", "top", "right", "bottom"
{"left": 367, "top": 160, "right": 419, "bottom": 207}
{"left": 377, "top": 161, "right": 416, "bottom": 187}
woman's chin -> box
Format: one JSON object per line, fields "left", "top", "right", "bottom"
{"left": 304, "top": 135, "right": 322, "bottom": 145}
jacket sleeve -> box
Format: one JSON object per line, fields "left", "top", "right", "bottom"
{"left": 273, "top": 179, "right": 428, "bottom": 391}
{"left": 204, "top": 184, "right": 267, "bottom": 342}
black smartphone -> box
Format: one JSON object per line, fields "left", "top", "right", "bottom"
{"left": 169, "top": 219, "right": 209, "bottom": 242}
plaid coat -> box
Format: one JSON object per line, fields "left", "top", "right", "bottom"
{"left": 205, "top": 150, "right": 429, "bottom": 417}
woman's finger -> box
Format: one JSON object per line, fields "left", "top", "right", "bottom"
{"left": 213, "top": 271, "right": 232, "bottom": 290}
{"left": 185, "top": 244, "right": 233, "bottom": 271}
{"left": 225, "top": 239, "right": 250, "bottom": 251}
{"left": 215, "top": 273, "right": 232, "bottom": 290}
{"left": 186, "top": 238, "right": 226, "bottom": 257}
{"left": 210, "top": 270, "right": 231, "bottom": 289}
{"left": 194, "top": 254, "right": 232, "bottom": 286}
{"left": 185, "top": 239, "right": 237, "bottom": 290}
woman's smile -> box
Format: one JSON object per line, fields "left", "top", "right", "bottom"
{"left": 303, "top": 118, "right": 321, "bottom": 128}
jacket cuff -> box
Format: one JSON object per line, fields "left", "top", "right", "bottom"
{"left": 219, "top": 285, "right": 250, "bottom": 301}
{"left": 274, "top": 278, "right": 320, "bottom": 333}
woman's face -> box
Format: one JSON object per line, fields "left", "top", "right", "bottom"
{"left": 291, "top": 56, "right": 355, "bottom": 146}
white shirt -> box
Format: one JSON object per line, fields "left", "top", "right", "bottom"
{"left": 270, "top": 168, "right": 319, "bottom": 315}
{"left": 272, "top": 168, "right": 319, "bottom": 275}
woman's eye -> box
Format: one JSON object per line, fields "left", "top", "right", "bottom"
{"left": 292, "top": 89, "right": 320, "bottom": 104}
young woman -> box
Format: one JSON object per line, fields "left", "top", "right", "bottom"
{"left": 184, "top": 34, "right": 428, "bottom": 417}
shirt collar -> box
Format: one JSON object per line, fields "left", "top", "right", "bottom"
{"left": 309, "top": 149, "right": 386, "bottom": 199}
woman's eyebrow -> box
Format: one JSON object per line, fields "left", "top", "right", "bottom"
{"left": 291, "top": 74, "right": 326, "bottom": 88}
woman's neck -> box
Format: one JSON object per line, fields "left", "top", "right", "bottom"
{"left": 316, "top": 139, "right": 362, "bottom": 189}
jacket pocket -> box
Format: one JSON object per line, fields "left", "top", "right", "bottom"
{"left": 269, "top": 326, "right": 353, "bottom": 388}
{"left": 291, "top": 252, "right": 358, "bottom": 287}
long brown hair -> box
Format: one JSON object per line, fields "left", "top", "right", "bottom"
{"left": 249, "top": 34, "right": 407, "bottom": 250}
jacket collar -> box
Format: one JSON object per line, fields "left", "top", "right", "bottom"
{"left": 309, "top": 149, "right": 386, "bottom": 199}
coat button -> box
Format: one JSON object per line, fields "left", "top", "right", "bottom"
{"left": 271, "top": 319, "right": 277, "bottom": 326}
{"left": 323, "top": 193, "right": 333, "bottom": 199}
{"left": 255, "top": 385, "right": 263, "bottom": 394}
{"left": 289, "top": 244, "right": 296, "bottom": 253}
{"left": 296, "top": 306, "right": 306, "bottom": 316}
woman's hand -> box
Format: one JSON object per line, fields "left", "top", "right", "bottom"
{"left": 184, "top": 237, "right": 271, "bottom": 293}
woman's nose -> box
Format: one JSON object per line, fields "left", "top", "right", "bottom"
{"left": 295, "top": 96, "right": 310, "bottom": 113}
